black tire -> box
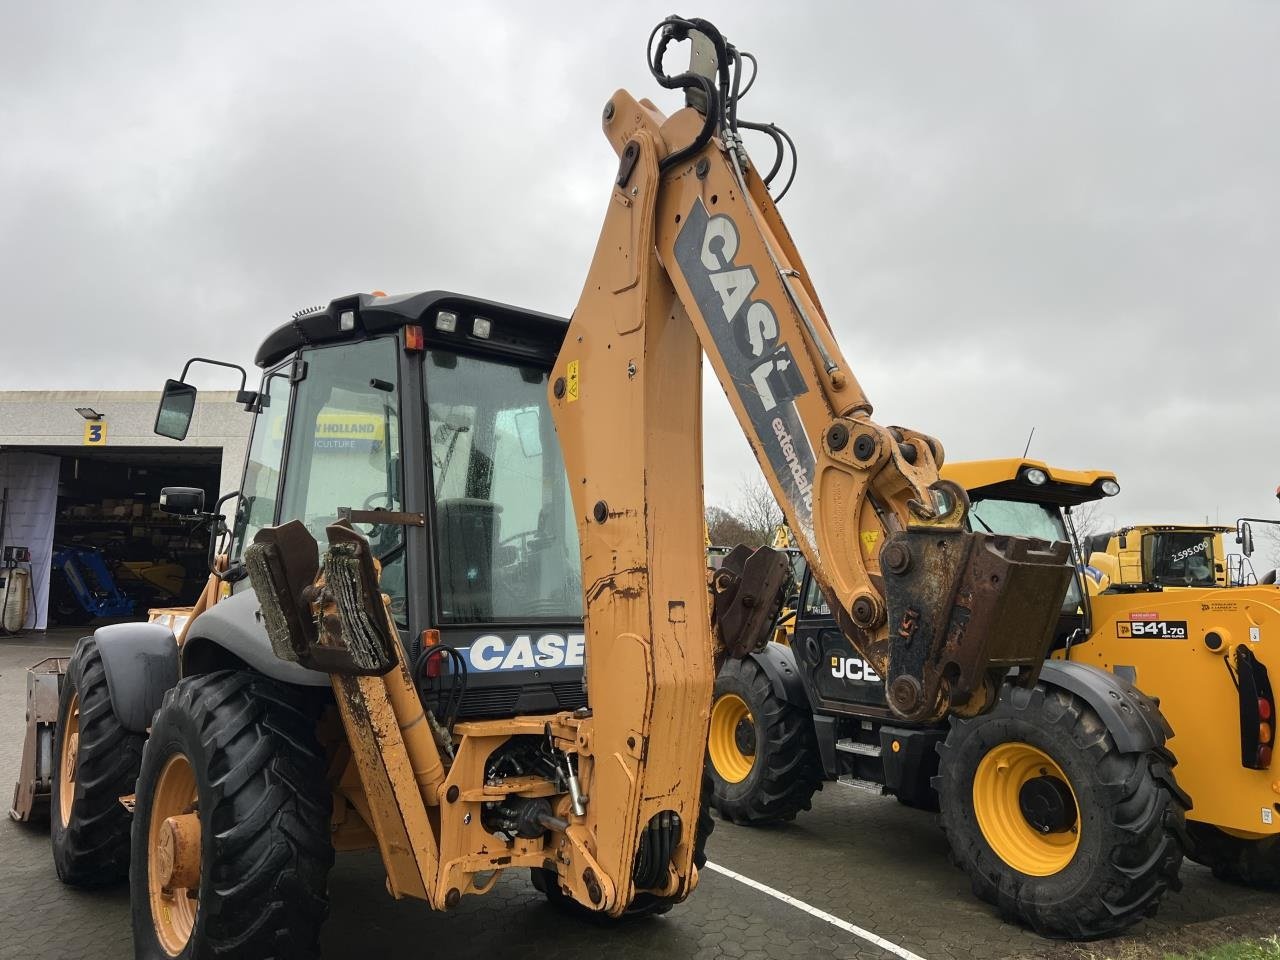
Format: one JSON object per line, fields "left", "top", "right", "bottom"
{"left": 936, "top": 682, "right": 1186, "bottom": 939}
{"left": 51, "top": 635, "right": 147, "bottom": 885}
{"left": 532, "top": 771, "right": 716, "bottom": 918}
{"left": 130, "top": 671, "right": 334, "bottom": 960}
{"left": 706, "top": 657, "right": 822, "bottom": 824}
{"left": 1185, "top": 822, "right": 1280, "bottom": 887}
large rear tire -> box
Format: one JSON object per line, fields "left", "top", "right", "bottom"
{"left": 1185, "top": 823, "right": 1280, "bottom": 887}
{"left": 936, "top": 682, "right": 1186, "bottom": 939}
{"left": 706, "top": 657, "right": 822, "bottom": 824}
{"left": 130, "top": 671, "right": 333, "bottom": 960}
{"left": 51, "top": 635, "right": 147, "bottom": 885}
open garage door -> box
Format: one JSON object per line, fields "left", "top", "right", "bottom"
{"left": 2, "top": 445, "right": 221, "bottom": 630}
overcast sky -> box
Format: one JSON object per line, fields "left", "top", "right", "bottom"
{"left": 3, "top": 2, "right": 1277, "bottom": 567}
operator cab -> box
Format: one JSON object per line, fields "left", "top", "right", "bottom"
{"left": 155, "top": 291, "right": 586, "bottom": 720}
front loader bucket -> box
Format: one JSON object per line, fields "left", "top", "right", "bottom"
{"left": 881, "top": 529, "right": 1073, "bottom": 722}
{"left": 9, "top": 658, "right": 68, "bottom": 822}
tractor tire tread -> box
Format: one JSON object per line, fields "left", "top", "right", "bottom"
{"left": 131, "top": 670, "right": 333, "bottom": 960}
{"left": 52, "top": 636, "right": 147, "bottom": 886}
{"left": 1185, "top": 823, "right": 1280, "bottom": 888}
{"left": 709, "top": 657, "right": 822, "bottom": 825}
{"left": 936, "top": 683, "right": 1187, "bottom": 940}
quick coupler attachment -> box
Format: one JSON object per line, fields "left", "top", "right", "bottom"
{"left": 881, "top": 528, "right": 1073, "bottom": 723}
{"left": 711, "top": 544, "right": 792, "bottom": 659}
{"left": 244, "top": 520, "right": 397, "bottom": 676}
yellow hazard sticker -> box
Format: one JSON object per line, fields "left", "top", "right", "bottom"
{"left": 566, "top": 360, "right": 580, "bottom": 402}
{"left": 861, "top": 531, "right": 878, "bottom": 555}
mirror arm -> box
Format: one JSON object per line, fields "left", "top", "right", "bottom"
{"left": 206, "top": 490, "right": 246, "bottom": 581}
{"left": 179, "top": 357, "right": 263, "bottom": 412}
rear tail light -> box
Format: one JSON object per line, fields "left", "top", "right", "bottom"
{"left": 404, "top": 324, "right": 425, "bottom": 352}
{"left": 1235, "top": 646, "right": 1275, "bottom": 770}
{"left": 421, "top": 628, "right": 442, "bottom": 679}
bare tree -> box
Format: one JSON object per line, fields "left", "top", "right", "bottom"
{"left": 734, "top": 474, "right": 785, "bottom": 547}
{"left": 1065, "top": 500, "right": 1110, "bottom": 552}
{"left": 705, "top": 504, "right": 756, "bottom": 549}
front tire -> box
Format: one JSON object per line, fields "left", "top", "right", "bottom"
{"left": 51, "top": 635, "right": 147, "bottom": 885}
{"left": 130, "top": 671, "right": 333, "bottom": 960}
{"left": 706, "top": 657, "right": 822, "bottom": 824}
{"left": 936, "top": 682, "right": 1186, "bottom": 939}
{"left": 1185, "top": 823, "right": 1280, "bottom": 887}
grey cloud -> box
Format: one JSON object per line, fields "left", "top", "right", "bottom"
{"left": 2, "top": 1, "right": 1277, "bottom": 566}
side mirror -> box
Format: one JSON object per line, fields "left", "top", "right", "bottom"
{"left": 1239, "top": 521, "right": 1255, "bottom": 557}
{"left": 159, "top": 486, "right": 206, "bottom": 517}
{"left": 155, "top": 380, "right": 198, "bottom": 440}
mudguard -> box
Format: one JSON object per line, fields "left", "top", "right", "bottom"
{"left": 1039, "top": 659, "right": 1171, "bottom": 753}
{"left": 748, "top": 641, "right": 810, "bottom": 708}
{"left": 181, "top": 588, "right": 330, "bottom": 688}
{"left": 94, "top": 622, "right": 180, "bottom": 733}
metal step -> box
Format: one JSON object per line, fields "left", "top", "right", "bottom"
{"left": 837, "top": 775, "right": 887, "bottom": 796}
{"left": 835, "top": 739, "right": 882, "bottom": 758}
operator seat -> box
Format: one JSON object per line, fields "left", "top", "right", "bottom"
{"left": 436, "top": 498, "right": 502, "bottom": 621}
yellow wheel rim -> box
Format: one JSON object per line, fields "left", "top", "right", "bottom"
{"left": 147, "top": 753, "right": 201, "bottom": 957}
{"left": 972, "top": 742, "right": 1080, "bottom": 877}
{"left": 58, "top": 690, "right": 80, "bottom": 829}
{"left": 709, "top": 693, "right": 756, "bottom": 784}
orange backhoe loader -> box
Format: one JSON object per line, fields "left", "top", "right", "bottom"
{"left": 16, "top": 17, "right": 1072, "bottom": 956}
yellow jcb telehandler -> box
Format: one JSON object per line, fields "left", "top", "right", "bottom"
{"left": 13, "top": 18, "right": 1072, "bottom": 958}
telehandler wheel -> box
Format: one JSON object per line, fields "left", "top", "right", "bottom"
{"left": 531, "top": 772, "right": 716, "bottom": 919}
{"left": 130, "top": 670, "right": 333, "bottom": 960}
{"left": 706, "top": 656, "right": 822, "bottom": 824}
{"left": 1185, "top": 823, "right": 1280, "bottom": 887}
{"left": 51, "top": 635, "right": 147, "bottom": 885}
{"left": 936, "top": 682, "right": 1186, "bottom": 939}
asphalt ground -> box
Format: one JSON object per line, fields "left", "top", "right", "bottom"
{"left": 2, "top": 630, "right": 1276, "bottom": 960}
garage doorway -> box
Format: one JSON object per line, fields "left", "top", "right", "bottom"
{"left": 4, "top": 446, "right": 222, "bottom": 629}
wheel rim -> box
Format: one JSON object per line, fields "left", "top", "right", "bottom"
{"left": 58, "top": 691, "right": 81, "bottom": 828}
{"left": 972, "top": 742, "right": 1080, "bottom": 877}
{"left": 147, "top": 753, "right": 201, "bottom": 956}
{"left": 710, "top": 693, "right": 756, "bottom": 783}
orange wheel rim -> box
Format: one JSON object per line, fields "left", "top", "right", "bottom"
{"left": 58, "top": 691, "right": 80, "bottom": 829}
{"left": 147, "top": 753, "right": 200, "bottom": 956}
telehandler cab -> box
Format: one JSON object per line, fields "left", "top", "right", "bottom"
{"left": 15, "top": 17, "right": 1073, "bottom": 957}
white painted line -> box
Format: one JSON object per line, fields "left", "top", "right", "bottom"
{"left": 704, "top": 861, "right": 928, "bottom": 960}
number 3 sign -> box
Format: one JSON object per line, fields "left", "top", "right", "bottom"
{"left": 83, "top": 421, "right": 108, "bottom": 445}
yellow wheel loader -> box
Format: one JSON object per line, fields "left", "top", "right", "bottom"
{"left": 11, "top": 18, "right": 1074, "bottom": 958}
{"left": 708, "top": 458, "right": 1193, "bottom": 938}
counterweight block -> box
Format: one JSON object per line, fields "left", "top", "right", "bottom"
{"left": 882, "top": 528, "right": 1073, "bottom": 723}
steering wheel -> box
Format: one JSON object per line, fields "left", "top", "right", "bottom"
{"left": 363, "top": 491, "right": 393, "bottom": 511}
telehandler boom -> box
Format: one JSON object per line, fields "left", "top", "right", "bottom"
{"left": 19, "top": 17, "right": 1073, "bottom": 956}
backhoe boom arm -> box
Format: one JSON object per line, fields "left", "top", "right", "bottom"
{"left": 546, "top": 16, "right": 1072, "bottom": 910}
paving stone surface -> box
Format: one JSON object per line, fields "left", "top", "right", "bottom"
{"left": 1, "top": 629, "right": 1275, "bottom": 960}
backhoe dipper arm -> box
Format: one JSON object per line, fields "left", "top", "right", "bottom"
{"left": 547, "top": 15, "right": 1071, "bottom": 911}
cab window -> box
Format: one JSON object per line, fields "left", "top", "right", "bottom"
{"left": 276, "top": 338, "right": 406, "bottom": 623}
{"left": 425, "top": 351, "right": 582, "bottom": 623}
{"left": 1146, "top": 532, "right": 1215, "bottom": 587}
